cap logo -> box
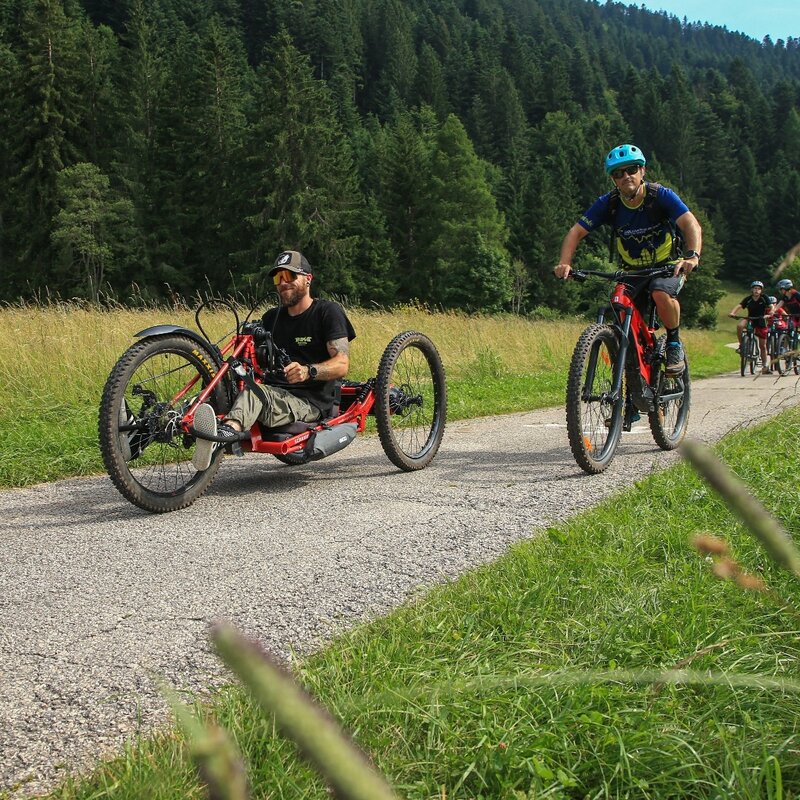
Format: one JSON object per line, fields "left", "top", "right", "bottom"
{"left": 277, "top": 252, "right": 292, "bottom": 265}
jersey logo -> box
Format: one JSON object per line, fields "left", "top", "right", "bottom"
{"left": 295, "top": 336, "right": 312, "bottom": 346}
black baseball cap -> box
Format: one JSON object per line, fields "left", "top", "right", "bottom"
{"left": 270, "top": 250, "right": 312, "bottom": 275}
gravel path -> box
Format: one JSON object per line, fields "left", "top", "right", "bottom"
{"left": 1, "top": 370, "right": 798, "bottom": 797}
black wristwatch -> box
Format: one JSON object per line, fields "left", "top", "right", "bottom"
{"left": 683, "top": 250, "right": 700, "bottom": 261}
{"left": 307, "top": 364, "right": 318, "bottom": 380}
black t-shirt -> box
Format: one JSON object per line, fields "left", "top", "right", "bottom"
{"left": 740, "top": 295, "right": 770, "bottom": 326}
{"left": 261, "top": 299, "right": 356, "bottom": 413}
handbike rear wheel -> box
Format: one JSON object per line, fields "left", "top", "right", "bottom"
{"left": 648, "top": 337, "right": 691, "bottom": 450}
{"left": 99, "top": 335, "right": 229, "bottom": 513}
{"left": 375, "top": 331, "right": 447, "bottom": 471}
{"left": 565, "top": 324, "right": 623, "bottom": 474}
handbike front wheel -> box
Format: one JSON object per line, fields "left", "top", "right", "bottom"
{"left": 98, "top": 335, "right": 229, "bottom": 513}
{"left": 648, "top": 337, "right": 691, "bottom": 450}
{"left": 565, "top": 324, "right": 623, "bottom": 474}
{"left": 375, "top": 331, "right": 447, "bottom": 471}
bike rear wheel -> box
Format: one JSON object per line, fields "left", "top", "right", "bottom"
{"left": 98, "top": 335, "right": 229, "bottom": 512}
{"left": 375, "top": 331, "right": 447, "bottom": 471}
{"left": 648, "top": 337, "right": 691, "bottom": 450}
{"left": 794, "top": 333, "right": 800, "bottom": 375}
{"left": 775, "top": 333, "right": 791, "bottom": 375}
{"left": 739, "top": 334, "right": 748, "bottom": 377}
{"left": 566, "top": 324, "right": 623, "bottom": 474}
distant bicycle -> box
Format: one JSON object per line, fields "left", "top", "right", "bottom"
{"left": 765, "top": 316, "right": 791, "bottom": 375}
{"left": 785, "top": 318, "right": 800, "bottom": 375}
{"left": 732, "top": 317, "right": 762, "bottom": 376}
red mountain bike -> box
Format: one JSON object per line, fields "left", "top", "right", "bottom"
{"left": 565, "top": 265, "right": 691, "bottom": 474}
{"left": 98, "top": 301, "right": 447, "bottom": 512}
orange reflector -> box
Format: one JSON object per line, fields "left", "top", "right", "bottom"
{"left": 583, "top": 436, "right": 593, "bottom": 451}
{"left": 601, "top": 350, "right": 611, "bottom": 366}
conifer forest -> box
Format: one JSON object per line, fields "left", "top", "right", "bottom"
{"left": 2, "top": 0, "right": 800, "bottom": 322}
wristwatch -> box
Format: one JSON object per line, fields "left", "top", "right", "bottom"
{"left": 683, "top": 250, "right": 700, "bottom": 260}
{"left": 307, "top": 364, "right": 318, "bottom": 380}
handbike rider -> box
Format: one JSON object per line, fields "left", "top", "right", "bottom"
{"left": 192, "top": 250, "right": 357, "bottom": 471}
{"left": 553, "top": 143, "right": 703, "bottom": 376}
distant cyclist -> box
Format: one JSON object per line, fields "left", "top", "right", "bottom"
{"left": 767, "top": 296, "right": 788, "bottom": 329}
{"left": 554, "top": 143, "right": 702, "bottom": 375}
{"left": 775, "top": 278, "right": 800, "bottom": 326}
{"left": 728, "top": 281, "right": 770, "bottom": 373}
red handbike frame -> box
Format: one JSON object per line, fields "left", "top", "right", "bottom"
{"left": 178, "top": 332, "right": 375, "bottom": 457}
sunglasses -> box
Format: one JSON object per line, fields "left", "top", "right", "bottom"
{"left": 610, "top": 165, "right": 640, "bottom": 180}
{"left": 272, "top": 269, "right": 300, "bottom": 285}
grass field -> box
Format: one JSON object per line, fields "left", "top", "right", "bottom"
{"left": 0, "top": 295, "right": 743, "bottom": 488}
{"left": 43, "top": 404, "right": 800, "bottom": 799}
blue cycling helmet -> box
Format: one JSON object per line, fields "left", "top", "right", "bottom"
{"left": 751, "top": 280, "right": 764, "bottom": 288}
{"left": 605, "top": 144, "right": 646, "bottom": 174}
{"left": 777, "top": 278, "right": 794, "bottom": 290}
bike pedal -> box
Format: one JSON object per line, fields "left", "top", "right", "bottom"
{"left": 226, "top": 441, "right": 244, "bottom": 457}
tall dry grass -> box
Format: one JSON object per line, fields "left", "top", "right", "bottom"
{"left": 0, "top": 300, "right": 727, "bottom": 487}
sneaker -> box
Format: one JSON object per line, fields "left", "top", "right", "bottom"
{"left": 191, "top": 404, "right": 239, "bottom": 471}
{"left": 665, "top": 342, "right": 685, "bottom": 375}
{"left": 761, "top": 367, "right": 771, "bottom": 375}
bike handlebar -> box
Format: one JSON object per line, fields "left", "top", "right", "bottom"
{"left": 569, "top": 265, "right": 678, "bottom": 283}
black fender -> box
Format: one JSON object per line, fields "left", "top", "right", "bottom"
{"left": 134, "top": 325, "right": 223, "bottom": 368}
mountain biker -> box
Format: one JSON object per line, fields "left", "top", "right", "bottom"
{"left": 192, "top": 250, "right": 356, "bottom": 471}
{"left": 553, "top": 143, "right": 702, "bottom": 375}
{"left": 775, "top": 278, "right": 800, "bottom": 325}
{"left": 728, "top": 281, "right": 770, "bottom": 373}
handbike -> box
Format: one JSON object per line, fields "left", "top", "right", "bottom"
{"left": 98, "top": 302, "right": 447, "bottom": 513}
{"left": 565, "top": 265, "right": 691, "bottom": 474}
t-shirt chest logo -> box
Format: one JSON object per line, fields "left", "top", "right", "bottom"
{"left": 295, "top": 336, "right": 312, "bottom": 346}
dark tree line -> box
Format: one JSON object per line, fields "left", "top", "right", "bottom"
{"left": 2, "top": 0, "right": 800, "bottom": 322}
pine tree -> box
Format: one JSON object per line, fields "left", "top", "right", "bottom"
{"left": 51, "top": 162, "right": 136, "bottom": 301}
{"left": 242, "top": 30, "right": 366, "bottom": 298}
{"left": 7, "top": 0, "right": 84, "bottom": 296}
{"left": 420, "top": 114, "right": 511, "bottom": 310}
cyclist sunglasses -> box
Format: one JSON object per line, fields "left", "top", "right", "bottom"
{"left": 272, "top": 269, "right": 300, "bottom": 285}
{"left": 610, "top": 165, "right": 641, "bottom": 180}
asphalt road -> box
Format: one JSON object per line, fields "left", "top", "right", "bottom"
{"left": 1, "top": 369, "right": 799, "bottom": 796}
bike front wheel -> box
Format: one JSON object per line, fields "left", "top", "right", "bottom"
{"left": 748, "top": 334, "right": 759, "bottom": 374}
{"left": 98, "top": 335, "right": 230, "bottom": 512}
{"left": 776, "top": 333, "right": 791, "bottom": 375}
{"left": 566, "top": 324, "right": 623, "bottom": 474}
{"left": 375, "top": 331, "right": 447, "bottom": 471}
{"left": 649, "top": 337, "right": 691, "bottom": 450}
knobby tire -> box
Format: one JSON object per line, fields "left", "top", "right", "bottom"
{"left": 99, "top": 335, "right": 229, "bottom": 513}
{"left": 648, "top": 336, "right": 691, "bottom": 450}
{"left": 375, "top": 331, "right": 447, "bottom": 471}
{"left": 566, "top": 324, "right": 623, "bottom": 474}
